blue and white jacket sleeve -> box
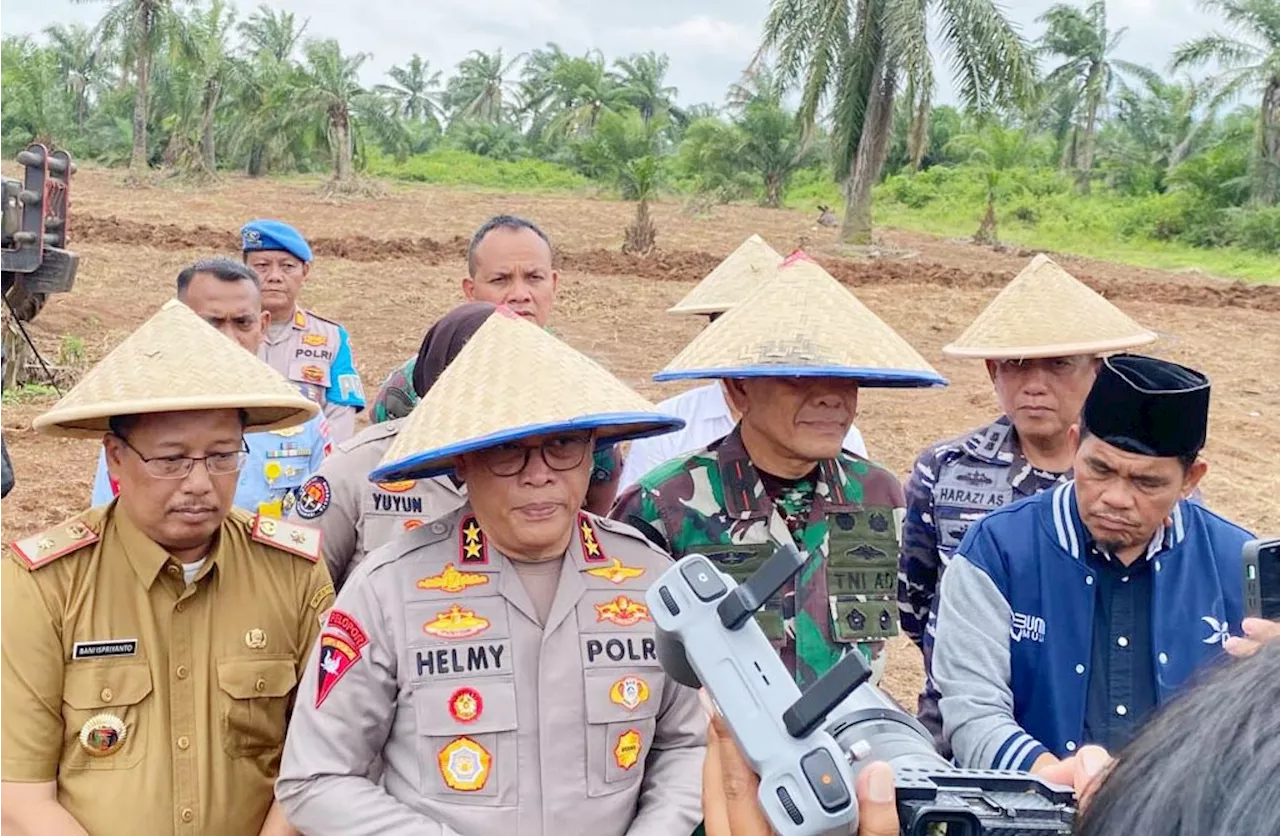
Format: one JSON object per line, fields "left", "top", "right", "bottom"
{"left": 325, "top": 326, "right": 365, "bottom": 410}
{"left": 932, "top": 525, "right": 1048, "bottom": 771}
{"left": 91, "top": 448, "right": 116, "bottom": 506}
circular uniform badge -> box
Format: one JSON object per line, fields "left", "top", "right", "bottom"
{"left": 448, "top": 687, "right": 484, "bottom": 723}
{"left": 79, "top": 713, "right": 127, "bottom": 756}
{"left": 294, "top": 476, "right": 331, "bottom": 520}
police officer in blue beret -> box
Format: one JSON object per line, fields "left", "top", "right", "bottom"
{"left": 242, "top": 218, "right": 365, "bottom": 443}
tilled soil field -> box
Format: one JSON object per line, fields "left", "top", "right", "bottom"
{"left": 3, "top": 165, "right": 1277, "bottom": 704}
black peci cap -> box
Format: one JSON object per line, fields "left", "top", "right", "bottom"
{"left": 1082, "top": 354, "right": 1211, "bottom": 458}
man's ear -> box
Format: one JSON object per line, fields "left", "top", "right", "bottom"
{"left": 103, "top": 435, "right": 126, "bottom": 478}
{"left": 722, "top": 379, "right": 750, "bottom": 417}
{"left": 550, "top": 269, "right": 560, "bottom": 295}
{"left": 984, "top": 359, "right": 999, "bottom": 385}
{"left": 300, "top": 263, "right": 311, "bottom": 282}
{"left": 462, "top": 278, "right": 476, "bottom": 301}
{"left": 1067, "top": 423, "right": 1081, "bottom": 451}
{"left": 453, "top": 457, "right": 470, "bottom": 484}
{"left": 1183, "top": 458, "right": 1209, "bottom": 497}
{"left": 260, "top": 309, "right": 271, "bottom": 331}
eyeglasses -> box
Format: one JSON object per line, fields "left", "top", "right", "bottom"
{"left": 476, "top": 433, "right": 592, "bottom": 477}
{"left": 114, "top": 434, "right": 249, "bottom": 479}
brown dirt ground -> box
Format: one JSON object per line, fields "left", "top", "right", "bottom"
{"left": 4, "top": 164, "right": 1278, "bottom": 705}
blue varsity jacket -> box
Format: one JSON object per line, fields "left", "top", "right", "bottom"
{"left": 931, "top": 482, "right": 1251, "bottom": 770}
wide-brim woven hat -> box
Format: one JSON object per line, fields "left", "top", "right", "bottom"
{"left": 656, "top": 252, "right": 946, "bottom": 387}
{"left": 667, "top": 234, "right": 784, "bottom": 316}
{"left": 34, "top": 299, "right": 319, "bottom": 439}
{"left": 942, "top": 254, "right": 1157, "bottom": 359}
{"left": 372, "top": 308, "right": 685, "bottom": 481}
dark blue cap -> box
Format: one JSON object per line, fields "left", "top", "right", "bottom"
{"left": 241, "top": 219, "right": 312, "bottom": 263}
{"left": 1083, "top": 354, "right": 1210, "bottom": 458}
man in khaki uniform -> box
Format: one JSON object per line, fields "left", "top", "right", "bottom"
{"left": 276, "top": 308, "right": 704, "bottom": 836}
{"left": 242, "top": 219, "right": 365, "bottom": 444}
{"left": 1, "top": 301, "right": 334, "bottom": 836}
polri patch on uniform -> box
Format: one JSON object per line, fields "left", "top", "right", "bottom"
{"left": 302, "top": 333, "right": 328, "bottom": 347}
{"left": 438, "top": 736, "right": 492, "bottom": 791}
{"left": 301, "top": 365, "right": 325, "bottom": 384}
{"left": 614, "top": 729, "right": 642, "bottom": 770}
{"left": 316, "top": 633, "right": 361, "bottom": 708}
{"left": 458, "top": 516, "right": 488, "bottom": 565}
{"left": 578, "top": 513, "right": 608, "bottom": 563}
{"left": 294, "top": 476, "right": 331, "bottom": 519}
{"left": 72, "top": 639, "right": 138, "bottom": 660}
{"left": 448, "top": 687, "right": 484, "bottom": 723}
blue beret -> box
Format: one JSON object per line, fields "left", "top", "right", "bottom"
{"left": 240, "top": 219, "right": 312, "bottom": 263}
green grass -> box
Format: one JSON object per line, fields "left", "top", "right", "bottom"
{"left": 871, "top": 197, "right": 1280, "bottom": 284}
{"left": 366, "top": 148, "right": 590, "bottom": 192}
{"left": 1, "top": 382, "right": 59, "bottom": 405}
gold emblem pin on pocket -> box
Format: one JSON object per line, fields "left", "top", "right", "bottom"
{"left": 79, "top": 713, "right": 127, "bottom": 756}
{"left": 245, "top": 628, "right": 268, "bottom": 649}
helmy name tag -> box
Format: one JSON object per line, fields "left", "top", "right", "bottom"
{"left": 73, "top": 639, "right": 139, "bottom": 660}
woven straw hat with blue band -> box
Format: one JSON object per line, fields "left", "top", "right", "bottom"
{"left": 372, "top": 308, "right": 685, "bottom": 482}
{"left": 655, "top": 252, "right": 947, "bottom": 388}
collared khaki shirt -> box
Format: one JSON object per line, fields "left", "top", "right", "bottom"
{"left": 1, "top": 503, "right": 334, "bottom": 836}
{"left": 287, "top": 417, "right": 468, "bottom": 589}
{"left": 276, "top": 505, "right": 706, "bottom": 836}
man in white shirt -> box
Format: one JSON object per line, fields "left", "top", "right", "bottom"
{"left": 618, "top": 234, "right": 867, "bottom": 493}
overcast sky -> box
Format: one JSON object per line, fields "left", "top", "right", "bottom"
{"left": 1, "top": 0, "right": 1221, "bottom": 108}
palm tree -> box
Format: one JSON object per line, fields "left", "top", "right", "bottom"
{"left": 230, "top": 5, "right": 307, "bottom": 176}
{"left": 296, "top": 38, "right": 368, "bottom": 181}
{"left": 1172, "top": 0, "right": 1280, "bottom": 205}
{"left": 945, "top": 120, "right": 1043, "bottom": 243}
{"left": 1107, "top": 71, "right": 1216, "bottom": 185}
{"left": 1037, "top": 1, "right": 1145, "bottom": 193}
{"left": 614, "top": 52, "right": 683, "bottom": 126}
{"left": 760, "top": 0, "right": 1033, "bottom": 243}
{"left": 376, "top": 54, "right": 442, "bottom": 126}
{"left": 43, "top": 23, "right": 113, "bottom": 127}
{"left": 736, "top": 98, "right": 813, "bottom": 207}
{"left": 180, "top": 0, "right": 236, "bottom": 174}
{"left": 1, "top": 37, "right": 77, "bottom": 147}
{"left": 445, "top": 49, "right": 522, "bottom": 125}
{"left": 75, "top": 0, "right": 191, "bottom": 175}
{"left": 577, "top": 110, "right": 668, "bottom": 254}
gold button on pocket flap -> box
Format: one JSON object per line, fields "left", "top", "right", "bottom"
{"left": 64, "top": 661, "right": 154, "bottom": 710}
{"left": 583, "top": 669, "right": 660, "bottom": 725}
{"left": 407, "top": 595, "right": 510, "bottom": 642}
{"left": 414, "top": 679, "right": 517, "bottom": 736}
{"left": 216, "top": 657, "right": 298, "bottom": 700}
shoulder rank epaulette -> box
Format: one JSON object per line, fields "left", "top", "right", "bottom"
{"left": 8, "top": 519, "right": 99, "bottom": 570}
{"left": 252, "top": 514, "right": 322, "bottom": 562}
{"left": 300, "top": 308, "right": 342, "bottom": 329}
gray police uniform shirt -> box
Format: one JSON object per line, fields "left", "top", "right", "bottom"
{"left": 276, "top": 504, "right": 706, "bottom": 836}
{"left": 287, "top": 417, "right": 467, "bottom": 589}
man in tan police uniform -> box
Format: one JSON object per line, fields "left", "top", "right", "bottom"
{"left": 242, "top": 219, "right": 365, "bottom": 444}
{"left": 1, "top": 301, "right": 334, "bottom": 836}
{"left": 276, "top": 308, "right": 705, "bottom": 836}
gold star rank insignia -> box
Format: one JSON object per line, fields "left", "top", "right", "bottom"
{"left": 577, "top": 513, "right": 607, "bottom": 563}
{"left": 458, "top": 516, "right": 488, "bottom": 565}
{"left": 586, "top": 558, "right": 645, "bottom": 585}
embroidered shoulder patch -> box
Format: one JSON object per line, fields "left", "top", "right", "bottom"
{"left": 252, "top": 514, "right": 323, "bottom": 562}
{"left": 9, "top": 519, "right": 99, "bottom": 570}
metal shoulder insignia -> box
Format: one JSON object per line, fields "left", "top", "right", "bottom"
{"left": 252, "top": 514, "right": 323, "bottom": 562}
{"left": 9, "top": 519, "right": 99, "bottom": 570}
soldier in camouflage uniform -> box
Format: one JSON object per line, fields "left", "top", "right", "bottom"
{"left": 898, "top": 254, "right": 1157, "bottom": 751}
{"left": 612, "top": 252, "right": 946, "bottom": 688}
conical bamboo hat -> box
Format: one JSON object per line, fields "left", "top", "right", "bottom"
{"left": 655, "top": 252, "right": 946, "bottom": 388}
{"left": 372, "top": 308, "right": 684, "bottom": 481}
{"left": 34, "top": 300, "right": 319, "bottom": 439}
{"left": 667, "top": 234, "right": 785, "bottom": 315}
{"left": 943, "top": 254, "right": 1157, "bottom": 359}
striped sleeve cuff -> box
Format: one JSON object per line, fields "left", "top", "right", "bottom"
{"left": 992, "top": 731, "right": 1049, "bottom": 771}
